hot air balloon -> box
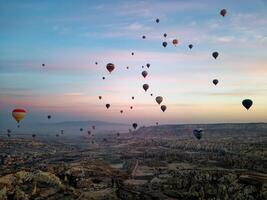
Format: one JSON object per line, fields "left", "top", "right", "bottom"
{"left": 130, "top": 106, "right": 133, "bottom": 109}
{"left": 213, "top": 79, "right": 219, "bottom": 85}
{"left": 42, "top": 64, "right": 45, "bottom": 67}
{"left": 99, "top": 96, "right": 102, "bottom": 100}
{"left": 172, "top": 39, "right": 178, "bottom": 46}
{"left": 12, "top": 109, "right": 27, "bottom": 123}
{"left": 132, "top": 123, "right": 138, "bottom": 130}
{"left": 142, "top": 70, "right": 148, "bottom": 78}
{"left": 156, "top": 18, "right": 160, "bottom": 23}
{"left": 126, "top": 66, "right": 129, "bottom": 69}
{"left": 132, "top": 96, "right": 134, "bottom": 100}
{"left": 95, "top": 62, "right": 98, "bottom": 65}
{"left": 242, "top": 99, "right": 253, "bottom": 110}
{"left": 80, "top": 128, "right": 83, "bottom": 132}
{"left": 92, "top": 125, "right": 96, "bottom": 130}
{"left": 162, "top": 41, "right": 167, "bottom": 48}
{"left": 7, "top": 133, "right": 11, "bottom": 138}
{"left": 7, "top": 129, "right": 11, "bottom": 134}
{"left": 146, "top": 63, "right": 150, "bottom": 68}
{"left": 142, "top": 66, "right": 144, "bottom": 68}
{"left": 32, "top": 134, "right": 36, "bottom": 139}
{"left": 193, "top": 129, "right": 203, "bottom": 140}
{"left": 188, "top": 44, "right": 193, "bottom": 49}
{"left": 150, "top": 93, "right": 153, "bottom": 96}
{"left": 212, "top": 52, "right": 219, "bottom": 59}
{"left": 117, "top": 132, "right": 120, "bottom": 137}
{"left": 102, "top": 77, "right": 105, "bottom": 80}
{"left": 61, "top": 130, "right": 64, "bottom": 134}
{"left": 56, "top": 134, "right": 59, "bottom": 137}
{"left": 131, "top": 52, "right": 134, "bottom": 56}
{"left": 106, "top": 63, "right": 115, "bottom": 73}
{"left": 156, "top": 122, "right": 159, "bottom": 126}
{"left": 163, "top": 33, "right": 167, "bottom": 38}
{"left": 120, "top": 110, "right": 123, "bottom": 114}
{"left": 156, "top": 96, "right": 163, "bottom": 105}
{"left": 106, "top": 104, "right": 110, "bottom": 109}
{"left": 143, "top": 84, "right": 149, "bottom": 92}
{"left": 220, "top": 9, "right": 227, "bottom": 17}
{"left": 142, "top": 35, "right": 146, "bottom": 39}
{"left": 88, "top": 131, "right": 91, "bottom": 135}
{"left": 161, "top": 105, "right": 167, "bottom": 112}
{"left": 47, "top": 115, "right": 51, "bottom": 119}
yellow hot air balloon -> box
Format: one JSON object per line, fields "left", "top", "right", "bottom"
{"left": 12, "top": 109, "right": 27, "bottom": 123}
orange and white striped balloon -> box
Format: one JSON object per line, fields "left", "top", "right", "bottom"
{"left": 12, "top": 109, "right": 27, "bottom": 123}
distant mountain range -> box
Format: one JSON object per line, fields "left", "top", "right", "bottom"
{"left": 40, "top": 120, "right": 129, "bottom": 127}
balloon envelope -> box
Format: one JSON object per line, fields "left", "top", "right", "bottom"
{"left": 12, "top": 109, "right": 26, "bottom": 123}
{"left": 213, "top": 79, "right": 219, "bottom": 85}
{"left": 106, "top": 63, "right": 115, "bottom": 73}
{"left": 106, "top": 104, "right": 110, "bottom": 109}
{"left": 161, "top": 105, "right": 167, "bottom": 112}
{"left": 132, "top": 123, "right": 138, "bottom": 130}
{"left": 156, "top": 96, "right": 163, "bottom": 105}
{"left": 193, "top": 129, "right": 203, "bottom": 140}
{"left": 212, "top": 52, "right": 219, "bottom": 59}
{"left": 162, "top": 42, "right": 167, "bottom": 48}
{"left": 220, "top": 9, "right": 227, "bottom": 17}
{"left": 142, "top": 71, "right": 148, "bottom": 78}
{"left": 242, "top": 99, "right": 253, "bottom": 110}
{"left": 143, "top": 84, "right": 149, "bottom": 92}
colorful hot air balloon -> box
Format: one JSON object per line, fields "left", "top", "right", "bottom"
{"left": 188, "top": 44, "right": 193, "bottom": 49}
{"left": 142, "top": 70, "right": 148, "bottom": 78}
{"left": 162, "top": 41, "right": 168, "bottom": 48}
{"left": 161, "top": 105, "right": 167, "bottom": 112}
{"left": 213, "top": 79, "right": 219, "bottom": 85}
{"left": 212, "top": 52, "right": 219, "bottom": 59}
{"left": 132, "top": 123, "right": 138, "bottom": 130}
{"left": 106, "top": 104, "right": 110, "bottom": 109}
{"left": 12, "top": 109, "right": 27, "bottom": 123}
{"left": 156, "top": 96, "right": 163, "bottom": 105}
{"left": 172, "top": 39, "right": 178, "bottom": 46}
{"left": 220, "top": 9, "right": 227, "bottom": 17}
{"left": 242, "top": 99, "right": 253, "bottom": 110}
{"left": 106, "top": 63, "right": 115, "bottom": 73}
{"left": 193, "top": 129, "right": 203, "bottom": 140}
{"left": 143, "top": 84, "right": 149, "bottom": 92}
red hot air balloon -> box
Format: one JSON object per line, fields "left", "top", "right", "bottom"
{"left": 172, "top": 39, "right": 178, "bottom": 47}
{"left": 106, "top": 63, "right": 115, "bottom": 73}
{"left": 12, "top": 109, "right": 27, "bottom": 123}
